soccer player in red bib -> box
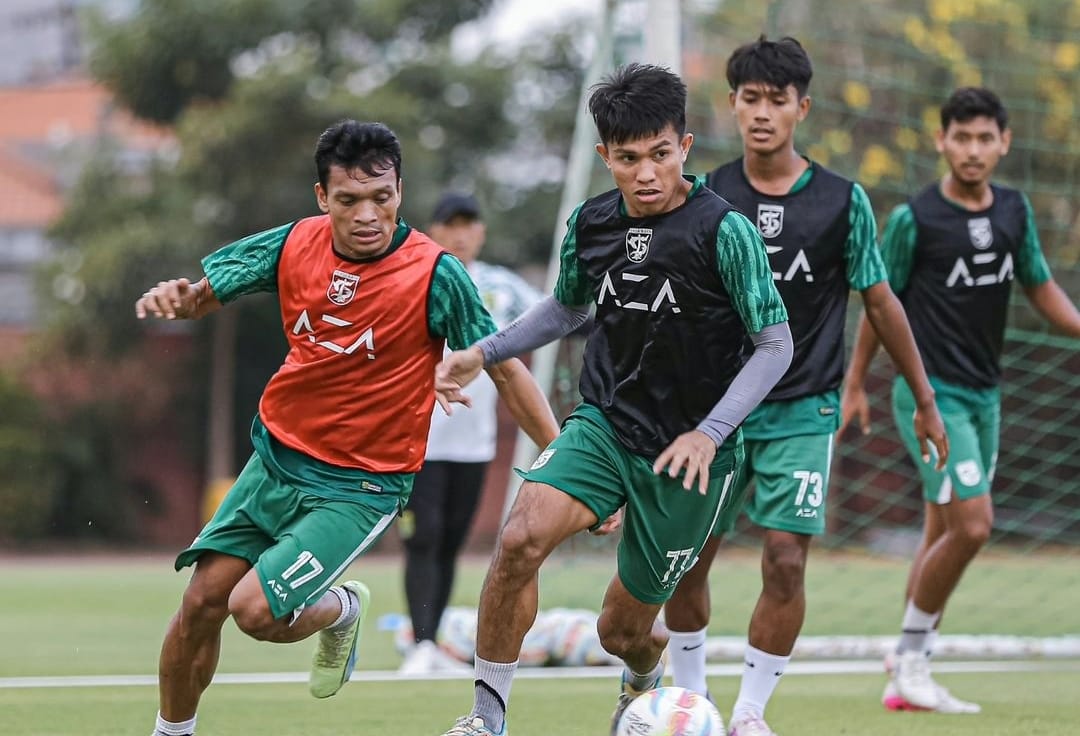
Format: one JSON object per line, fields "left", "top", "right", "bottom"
{"left": 135, "top": 120, "right": 558, "bottom": 736}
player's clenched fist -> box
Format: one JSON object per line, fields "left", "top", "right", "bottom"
{"left": 135, "top": 277, "right": 218, "bottom": 320}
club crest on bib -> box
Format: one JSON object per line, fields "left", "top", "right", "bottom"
{"left": 756, "top": 203, "right": 785, "bottom": 238}
{"left": 327, "top": 269, "right": 360, "bottom": 306}
{"left": 625, "top": 227, "right": 653, "bottom": 263}
{"left": 967, "top": 217, "right": 993, "bottom": 250}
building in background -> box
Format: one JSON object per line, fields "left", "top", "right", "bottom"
{"left": 0, "top": 0, "right": 163, "bottom": 332}
{"left": 0, "top": 80, "right": 171, "bottom": 331}
{"left": 0, "top": 0, "right": 138, "bottom": 85}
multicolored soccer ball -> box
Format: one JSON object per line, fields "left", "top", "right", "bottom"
{"left": 615, "top": 686, "right": 725, "bottom": 736}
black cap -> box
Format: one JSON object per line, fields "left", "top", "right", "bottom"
{"left": 431, "top": 192, "right": 481, "bottom": 224}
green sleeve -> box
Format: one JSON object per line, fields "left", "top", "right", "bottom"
{"left": 428, "top": 254, "right": 498, "bottom": 350}
{"left": 1016, "top": 193, "right": 1052, "bottom": 287}
{"left": 716, "top": 210, "right": 788, "bottom": 334}
{"left": 844, "top": 183, "right": 888, "bottom": 291}
{"left": 879, "top": 204, "right": 918, "bottom": 294}
{"left": 552, "top": 204, "right": 594, "bottom": 307}
{"left": 200, "top": 222, "right": 293, "bottom": 303}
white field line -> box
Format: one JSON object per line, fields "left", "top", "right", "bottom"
{"left": 2, "top": 659, "right": 1079, "bottom": 690}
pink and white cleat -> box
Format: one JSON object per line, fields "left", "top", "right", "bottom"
{"left": 882, "top": 652, "right": 981, "bottom": 714}
{"left": 727, "top": 713, "right": 778, "bottom": 736}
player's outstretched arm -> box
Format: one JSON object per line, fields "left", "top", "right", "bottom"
{"left": 475, "top": 296, "right": 590, "bottom": 365}
{"left": 1024, "top": 279, "right": 1080, "bottom": 338}
{"left": 134, "top": 277, "right": 222, "bottom": 321}
{"left": 486, "top": 357, "right": 559, "bottom": 449}
{"left": 859, "top": 281, "right": 948, "bottom": 468}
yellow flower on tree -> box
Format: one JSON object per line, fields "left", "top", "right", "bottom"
{"left": 842, "top": 81, "right": 872, "bottom": 110}
{"left": 1054, "top": 42, "right": 1080, "bottom": 71}
{"left": 858, "top": 144, "right": 902, "bottom": 187}
{"left": 895, "top": 128, "right": 921, "bottom": 152}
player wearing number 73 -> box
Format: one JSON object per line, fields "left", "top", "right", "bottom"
{"left": 662, "top": 36, "right": 948, "bottom": 736}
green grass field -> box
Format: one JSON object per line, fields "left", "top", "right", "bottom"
{"left": 5, "top": 672, "right": 1080, "bottom": 736}
{"left": 2, "top": 550, "right": 1079, "bottom": 735}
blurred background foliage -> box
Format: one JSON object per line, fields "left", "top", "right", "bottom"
{"left": 687, "top": 0, "right": 1080, "bottom": 270}
{"left": 3, "top": 0, "right": 1079, "bottom": 543}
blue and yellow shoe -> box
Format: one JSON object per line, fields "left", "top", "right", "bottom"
{"left": 308, "top": 580, "right": 370, "bottom": 698}
{"left": 609, "top": 662, "right": 665, "bottom": 736}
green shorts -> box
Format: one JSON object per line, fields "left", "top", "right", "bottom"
{"left": 892, "top": 378, "right": 999, "bottom": 504}
{"left": 521, "top": 404, "right": 744, "bottom": 605}
{"left": 713, "top": 432, "right": 834, "bottom": 536}
{"left": 176, "top": 452, "right": 401, "bottom": 619}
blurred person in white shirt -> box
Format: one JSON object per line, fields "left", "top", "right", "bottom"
{"left": 398, "top": 192, "right": 543, "bottom": 675}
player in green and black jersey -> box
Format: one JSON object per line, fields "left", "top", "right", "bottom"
{"left": 436, "top": 64, "right": 793, "bottom": 736}
{"left": 843, "top": 87, "right": 1080, "bottom": 714}
{"left": 660, "top": 37, "right": 946, "bottom": 736}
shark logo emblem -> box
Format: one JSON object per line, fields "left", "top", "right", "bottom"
{"left": 968, "top": 217, "right": 993, "bottom": 250}
{"left": 756, "top": 204, "right": 784, "bottom": 238}
{"left": 625, "top": 228, "right": 653, "bottom": 263}
{"left": 327, "top": 269, "right": 360, "bottom": 306}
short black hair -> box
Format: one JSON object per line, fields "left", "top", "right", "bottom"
{"left": 726, "top": 35, "right": 813, "bottom": 97}
{"left": 314, "top": 120, "right": 402, "bottom": 189}
{"left": 587, "top": 63, "right": 687, "bottom": 146}
{"left": 941, "top": 87, "right": 1008, "bottom": 132}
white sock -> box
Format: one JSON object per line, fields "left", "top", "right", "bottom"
{"left": 897, "top": 601, "right": 939, "bottom": 654}
{"left": 925, "top": 629, "right": 939, "bottom": 657}
{"left": 624, "top": 658, "right": 665, "bottom": 692}
{"left": 472, "top": 655, "right": 518, "bottom": 732}
{"left": 667, "top": 627, "right": 709, "bottom": 695}
{"left": 327, "top": 586, "right": 357, "bottom": 630}
{"left": 731, "top": 645, "right": 789, "bottom": 722}
{"left": 154, "top": 712, "right": 196, "bottom": 736}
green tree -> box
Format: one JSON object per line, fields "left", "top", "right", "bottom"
{"left": 23, "top": 0, "right": 587, "bottom": 542}
{"left": 688, "top": 0, "right": 1080, "bottom": 264}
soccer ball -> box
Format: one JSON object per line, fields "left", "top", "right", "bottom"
{"left": 615, "top": 686, "right": 725, "bottom": 736}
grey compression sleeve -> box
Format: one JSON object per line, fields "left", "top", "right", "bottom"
{"left": 477, "top": 295, "right": 591, "bottom": 366}
{"left": 695, "top": 321, "right": 794, "bottom": 447}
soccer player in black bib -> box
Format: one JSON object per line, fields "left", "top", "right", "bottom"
{"left": 661, "top": 37, "right": 946, "bottom": 736}
{"left": 843, "top": 87, "right": 1080, "bottom": 713}
{"left": 435, "top": 63, "right": 794, "bottom": 736}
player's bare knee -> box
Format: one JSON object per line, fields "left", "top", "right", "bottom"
{"left": 955, "top": 517, "right": 992, "bottom": 550}
{"left": 762, "top": 542, "right": 807, "bottom": 600}
{"left": 597, "top": 621, "right": 633, "bottom": 659}
{"left": 597, "top": 611, "right": 652, "bottom": 659}
{"left": 179, "top": 582, "right": 230, "bottom": 626}
{"left": 228, "top": 592, "right": 277, "bottom": 640}
{"left": 492, "top": 517, "right": 548, "bottom": 578}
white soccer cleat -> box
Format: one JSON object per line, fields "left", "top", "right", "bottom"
{"left": 399, "top": 639, "right": 439, "bottom": 676}
{"left": 893, "top": 650, "right": 940, "bottom": 709}
{"left": 883, "top": 650, "right": 980, "bottom": 714}
{"left": 727, "top": 713, "right": 778, "bottom": 736}
{"left": 398, "top": 639, "right": 471, "bottom": 676}
{"left": 882, "top": 677, "right": 981, "bottom": 714}
{"left": 931, "top": 685, "right": 981, "bottom": 714}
